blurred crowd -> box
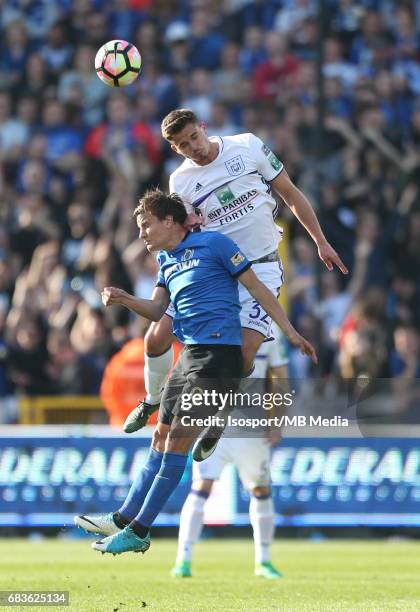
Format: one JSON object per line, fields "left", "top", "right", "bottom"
{"left": 0, "top": 0, "right": 420, "bottom": 404}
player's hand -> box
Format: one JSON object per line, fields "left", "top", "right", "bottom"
{"left": 101, "top": 286, "right": 128, "bottom": 306}
{"left": 287, "top": 330, "right": 318, "bottom": 364}
{"left": 317, "top": 241, "right": 348, "bottom": 274}
{"left": 184, "top": 212, "right": 203, "bottom": 231}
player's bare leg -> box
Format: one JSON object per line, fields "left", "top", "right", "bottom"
{"left": 241, "top": 328, "right": 266, "bottom": 376}
{"left": 124, "top": 315, "right": 174, "bottom": 433}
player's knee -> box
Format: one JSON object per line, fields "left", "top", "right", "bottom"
{"left": 241, "top": 345, "right": 256, "bottom": 375}
{"left": 152, "top": 426, "right": 168, "bottom": 452}
{"left": 145, "top": 320, "right": 172, "bottom": 356}
{"left": 192, "top": 479, "right": 214, "bottom": 495}
{"left": 252, "top": 486, "right": 271, "bottom": 498}
{"left": 165, "top": 427, "right": 191, "bottom": 455}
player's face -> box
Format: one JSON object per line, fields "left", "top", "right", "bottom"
{"left": 137, "top": 212, "right": 170, "bottom": 251}
{"left": 169, "top": 122, "right": 212, "bottom": 163}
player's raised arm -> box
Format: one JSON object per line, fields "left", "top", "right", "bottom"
{"left": 101, "top": 285, "right": 169, "bottom": 321}
{"left": 270, "top": 169, "right": 348, "bottom": 275}
{"left": 237, "top": 268, "right": 318, "bottom": 364}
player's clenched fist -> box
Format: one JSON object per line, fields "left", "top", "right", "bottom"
{"left": 101, "top": 286, "right": 128, "bottom": 306}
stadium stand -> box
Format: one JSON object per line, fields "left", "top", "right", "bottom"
{"left": 0, "top": 0, "right": 419, "bottom": 421}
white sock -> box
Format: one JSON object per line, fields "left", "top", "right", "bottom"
{"left": 145, "top": 347, "right": 173, "bottom": 404}
{"left": 249, "top": 496, "right": 275, "bottom": 565}
{"left": 176, "top": 491, "right": 207, "bottom": 564}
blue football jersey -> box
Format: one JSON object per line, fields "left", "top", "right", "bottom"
{"left": 157, "top": 231, "right": 251, "bottom": 345}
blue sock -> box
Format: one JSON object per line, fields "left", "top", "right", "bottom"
{"left": 118, "top": 447, "right": 163, "bottom": 521}
{"left": 132, "top": 452, "right": 188, "bottom": 528}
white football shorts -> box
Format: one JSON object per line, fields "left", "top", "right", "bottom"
{"left": 192, "top": 435, "right": 271, "bottom": 490}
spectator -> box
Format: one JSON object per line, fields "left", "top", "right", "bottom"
{"left": 254, "top": 32, "right": 300, "bottom": 102}
{"left": 390, "top": 324, "right": 420, "bottom": 416}
{"left": 390, "top": 324, "right": 420, "bottom": 378}
{"left": 350, "top": 10, "right": 393, "bottom": 75}
{"left": 338, "top": 293, "right": 388, "bottom": 380}
{"left": 207, "top": 101, "right": 241, "bottom": 137}
{"left": 212, "top": 43, "right": 243, "bottom": 104}
{"left": 332, "top": 0, "right": 365, "bottom": 48}
{"left": 58, "top": 43, "right": 109, "bottom": 127}
{"left": 85, "top": 94, "right": 159, "bottom": 185}
{"left": 274, "top": 0, "right": 316, "bottom": 35}
{"left": 189, "top": 8, "right": 225, "bottom": 70}
{"left": 239, "top": 26, "right": 266, "bottom": 74}
{"left": 61, "top": 201, "right": 97, "bottom": 276}
{"left": 181, "top": 69, "right": 215, "bottom": 123}
{"left": 46, "top": 327, "right": 99, "bottom": 395}
{"left": 0, "top": 19, "right": 31, "bottom": 88}
{"left": 165, "top": 21, "right": 190, "bottom": 73}
{"left": 323, "top": 37, "right": 361, "bottom": 91}
{"left": 0, "top": 91, "right": 29, "bottom": 161}
{"left": 19, "top": 53, "right": 53, "bottom": 99}
{"left": 39, "top": 22, "right": 73, "bottom": 75}
{"left": 39, "top": 99, "right": 83, "bottom": 170}
{"left": 7, "top": 315, "right": 54, "bottom": 395}
{"left": 70, "top": 301, "right": 117, "bottom": 392}
{"left": 392, "top": 5, "right": 420, "bottom": 62}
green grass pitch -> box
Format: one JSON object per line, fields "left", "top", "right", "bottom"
{"left": 1, "top": 538, "right": 420, "bottom": 611}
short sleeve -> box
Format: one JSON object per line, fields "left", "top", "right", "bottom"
{"left": 210, "top": 233, "right": 251, "bottom": 278}
{"left": 168, "top": 173, "right": 176, "bottom": 195}
{"left": 169, "top": 174, "right": 193, "bottom": 213}
{"left": 248, "top": 133, "right": 284, "bottom": 182}
{"left": 156, "top": 253, "right": 166, "bottom": 288}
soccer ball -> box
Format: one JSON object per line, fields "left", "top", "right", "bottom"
{"left": 95, "top": 40, "right": 142, "bottom": 87}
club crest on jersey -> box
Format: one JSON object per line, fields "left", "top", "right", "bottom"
{"left": 230, "top": 251, "right": 245, "bottom": 266}
{"left": 225, "top": 155, "right": 245, "bottom": 176}
{"left": 181, "top": 248, "right": 194, "bottom": 261}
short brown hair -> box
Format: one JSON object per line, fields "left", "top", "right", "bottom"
{"left": 134, "top": 189, "right": 187, "bottom": 225}
{"left": 161, "top": 108, "right": 199, "bottom": 140}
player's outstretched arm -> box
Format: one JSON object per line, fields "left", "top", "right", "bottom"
{"left": 101, "top": 286, "right": 169, "bottom": 321}
{"left": 238, "top": 269, "right": 318, "bottom": 364}
{"left": 271, "top": 170, "right": 348, "bottom": 275}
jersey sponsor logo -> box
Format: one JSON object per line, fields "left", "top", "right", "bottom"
{"left": 181, "top": 248, "right": 194, "bottom": 261}
{"left": 215, "top": 185, "right": 235, "bottom": 205}
{"left": 225, "top": 155, "right": 245, "bottom": 176}
{"left": 268, "top": 152, "right": 282, "bottom": 171}
{"left": 164, "top": 258, "right": 200, "bottom": 279}
{"left": 261, "top": 143, "right": 282, "bottom": 171}
{"left": 194, "top": 182, "right": 203, "bottom": 192}
{"left": 209, "top": 189, "right": 257, "bottom": 222}
{"left": 231, "top": 251, "right": 245, "bottom": 266}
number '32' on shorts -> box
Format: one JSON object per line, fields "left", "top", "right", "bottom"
{"left": 164, "top": 260, "right": 284, "bottom": 340}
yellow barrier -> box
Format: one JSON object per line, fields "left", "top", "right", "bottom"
{"left": 277, "top": 218, "right": 289, "bottom": 312}
{"left": 19, "top": 396, "right": 107, "bottom": 425}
